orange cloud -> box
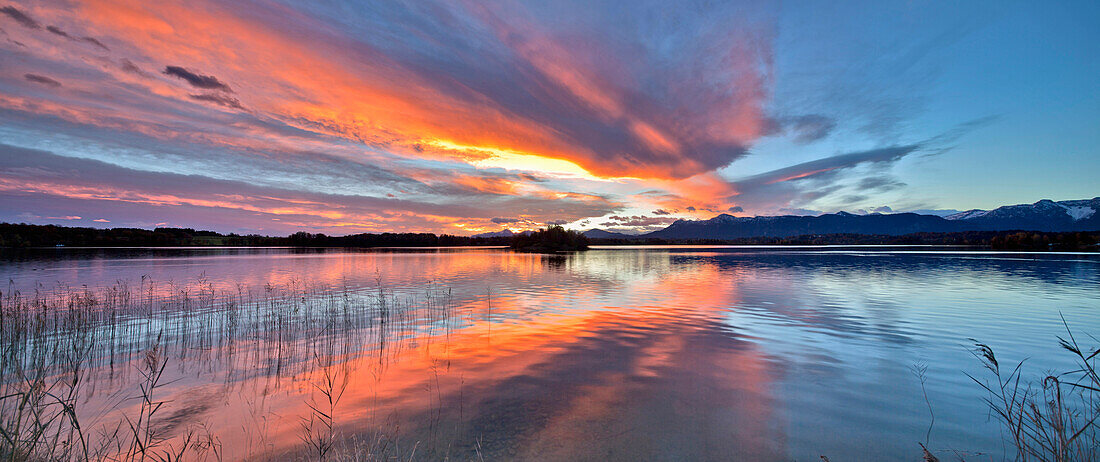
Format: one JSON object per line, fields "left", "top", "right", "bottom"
{"left": 450, "top": 174, "right": 522, "bottom": 196}
{"left": 0, "top": 0, "right": 780, "bottom": 231}
{"left": 0, "top": 177, "right": 348, "bottom": 219}
{"left": 14, "top": 0, "right": 771, "bottom": 182}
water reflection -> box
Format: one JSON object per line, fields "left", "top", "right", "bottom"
{"left": 0, "top": 247, "right": 1097, "bottom": 460}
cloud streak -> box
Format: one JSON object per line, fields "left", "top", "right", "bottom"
{"left": 164, "top": 66, "right": 233, "bottom": 92}
{"left": 189, "top": 93, "right": 243, "bottom": 110}
{"left": 46, "top": 24, "right": 109, "bottom": 50}
{"left": 1, "top": 5, "right": 39, "bottom": 29}
{"left": 726, "top": 145, "right": 921, "bottom": 215}
{"left": 23, "top": 73, "right": 61, "bottom": 87}
{"left": 0, "top": 144, "right": 618, "bottom": 233}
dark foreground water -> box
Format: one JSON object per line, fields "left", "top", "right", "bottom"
{"left": 2, "top": 246, "right": 1098, "bottom": 460}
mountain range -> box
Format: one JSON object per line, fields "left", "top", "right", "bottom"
{"left": 583, "top": 197, "right": 1100, "bottom": 240}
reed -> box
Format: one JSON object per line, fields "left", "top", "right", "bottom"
{"left": 965, "top": 316, "right": 1098, "bottom": 462}
{"left": 0, "top": 275, "right": 453, "bottom": 461}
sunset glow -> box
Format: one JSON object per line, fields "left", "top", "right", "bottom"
{"left": 0, "top": 1, "right": 1097, "bottom": 234}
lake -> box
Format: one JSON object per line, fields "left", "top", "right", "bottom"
{"left": 2, "top": 246, "right": 1098, "bottom": 460}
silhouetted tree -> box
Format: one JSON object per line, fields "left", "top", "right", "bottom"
{"left": 509, "top": 225, "right": 589, "bottom": 252}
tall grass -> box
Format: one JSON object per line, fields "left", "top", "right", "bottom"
{"left": 0, "top": 276, "right": 454, "bottom": 461}
{"left": 966, "top": 317, "right": 1098, "bottom": 462}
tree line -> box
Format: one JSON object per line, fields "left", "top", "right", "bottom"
{"left": 1, "top": 223, "right": 1095, "bottom": 251}
{"left": 0, "top": 223, "right": 511, "bottom": 248}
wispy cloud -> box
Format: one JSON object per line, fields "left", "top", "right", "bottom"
{"left": 164, "top": 66, "right": 233, "bottom": 92}
{"left": 765, "top": 114, "right": 836, "bottom": 144}
{"left": 24, "top": 73, "right": 61, "bottom": 88}
{"left": 189, "top": 93, "right": 243, "bottom": 110}
{"left": 1, "top": 5, "right": 40, "bottom": 29}
{"left": 724, "top": 145, "right": 920, "bottom": 214}
{"left": 45, "top": 24, "right": 109, "bottom": 50}
{"left": 0, "top": 144, "right": 617, "bottom": 234}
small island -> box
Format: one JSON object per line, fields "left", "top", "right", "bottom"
{"left": 509, "top": 225, "right": 590, "bottom": 252}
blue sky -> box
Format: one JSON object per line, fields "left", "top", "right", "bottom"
{"left": 735, "top": 0, "right": 1100, "bottom": 212}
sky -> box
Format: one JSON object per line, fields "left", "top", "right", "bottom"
{"left": 0, "top": 0, "right": 1097, "bottom": 235}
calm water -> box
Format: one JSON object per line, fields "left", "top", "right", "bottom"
{"left": 2, "top": 246, "right": 1098, "bottom": 460}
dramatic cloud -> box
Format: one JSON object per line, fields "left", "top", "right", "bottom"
{"left": 0, "top": 1, "right": 1039, "bottom": 234}
{"left": 39, "top": 1, "right": 773, "bottom": 181}
{"left": 163, "top": 66, "right": 232, "bottom": 92}
{"left": 0, "top": 0, "right": 779, "bottom": 233}
{"left": 23, "top": 73, "right": 60, "bottom": 87}
{"left": 1, "top": 5, "right": 39, "bottom": 29}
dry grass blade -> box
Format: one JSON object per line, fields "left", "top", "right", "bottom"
{"left": 960, "top": 317, "right": 1098, "bottom": 462}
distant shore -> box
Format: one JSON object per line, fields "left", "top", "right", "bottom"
{"left": 1, "top": 223, "right": 1097, "bottom": 251}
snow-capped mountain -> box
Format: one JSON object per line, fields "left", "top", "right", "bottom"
{"left": 585, "top": 197, "right": 1100, "bottom": 240}
{"left": 643, "top": 211, "right": 957, "bottom": 239}
{"left": 944, "top": 209, "right": 990, "bottom": 220}
{"left": 944, "top": 198, "right": 1099, "bottom": 231}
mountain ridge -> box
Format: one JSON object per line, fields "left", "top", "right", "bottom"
{"left": 585, "top": 197, "right": 1100, "bottom": 240}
